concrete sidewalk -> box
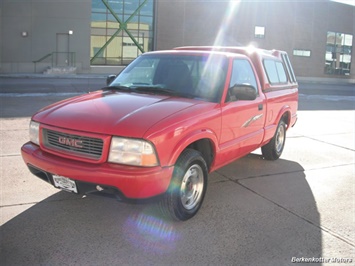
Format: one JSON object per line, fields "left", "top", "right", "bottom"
{"left": 0, "top": 73, "right": 108, "bottom": 79}
{"left": 0, "top": 75, "right": 107, "bottom": 94}
{"left": 1, "top": 110, "right": 354, "bottom": 265}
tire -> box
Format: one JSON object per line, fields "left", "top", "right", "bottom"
{"left": 261, "top": 120, "right": 286, "bottom": 161}
{"left": 160, "top": 149, "right": 208, "bottom": 221}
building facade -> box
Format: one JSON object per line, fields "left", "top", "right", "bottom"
{"left": 0, "top": 0, "right": 354, "bottom": 82}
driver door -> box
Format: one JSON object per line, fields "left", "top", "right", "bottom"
{"left": 218, "top": 59, "right": 266, "bottom": 164}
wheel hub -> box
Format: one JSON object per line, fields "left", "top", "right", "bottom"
{"left": 275, "top": 125, "right": 285, "bottom": 153}
{"left": 180, "top": 164, "right": 204, "bottom": 210}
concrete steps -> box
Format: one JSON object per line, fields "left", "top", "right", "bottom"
{"left": 43, "top": 66, "right": 77, "bottom": 75}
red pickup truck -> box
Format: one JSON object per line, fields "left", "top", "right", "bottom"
{"left": 21, "top": 46, "right": 298, "bottom": 221}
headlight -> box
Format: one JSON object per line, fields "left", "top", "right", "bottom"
{"left": 29, "top": 121, "right": 40, "bottom": 145}
{"left": 108, "top": 137, "right": 158, "bottom": 167}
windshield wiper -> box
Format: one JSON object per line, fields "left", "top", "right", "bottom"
{"left": 104, "top": 85, "right": 196, "bottom": 99}
{"left": 134, "top": 86, "right": 178, "bottom": 95}
{"left": 134, "top": 86, "right": 196, "bottom": 99}
{"left": 102, "top": 85, "right": 132, "bottom": 92}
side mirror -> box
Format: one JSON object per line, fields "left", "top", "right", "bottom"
{"left": 229, "top": 84, "right": 257, "bottom": 101}
{"left": 106, "top": 75, "right": 116, "bottom": 86}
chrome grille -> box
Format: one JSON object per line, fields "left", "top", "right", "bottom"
{"left": 43, "top": 129, "right": 103, "bottom": 160}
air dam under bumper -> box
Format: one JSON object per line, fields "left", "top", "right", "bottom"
{"left": 21, "top": 142, "right": 174, "bottom": 199}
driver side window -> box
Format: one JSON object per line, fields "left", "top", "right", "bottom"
{"left": 228, "top": 59, "right": 258, "bottom": 102}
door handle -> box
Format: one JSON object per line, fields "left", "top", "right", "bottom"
{"left": 258, "top": 104, "right": 263, "bottom": 110}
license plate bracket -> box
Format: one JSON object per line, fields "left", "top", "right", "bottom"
{"left": 52, "top": 175, "right": 78, "bottom": 193}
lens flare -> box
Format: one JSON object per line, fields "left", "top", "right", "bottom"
{"left": 123, "top": 211, "right": 180, "bottom": 254}
{"left": 213, "top": 0, "right": 241, "bottom": 47}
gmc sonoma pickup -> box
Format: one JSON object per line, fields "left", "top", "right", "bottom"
{"left": 21, "top": 46, "right": 298, "bottom": 221}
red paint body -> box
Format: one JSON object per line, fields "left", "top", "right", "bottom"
{"left": 21, "top": 47, "right": 298, "bottom": 199}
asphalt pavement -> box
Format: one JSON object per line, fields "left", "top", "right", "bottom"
{"left": 0, "top": 75, "right": 354, "bottom": 265}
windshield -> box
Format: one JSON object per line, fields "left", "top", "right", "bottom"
{"left": 110, "top": 53, "right": 228, "bottom": 102}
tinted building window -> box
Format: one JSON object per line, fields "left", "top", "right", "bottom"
{"left": 91, "top": 0, "right": 154, "bottom": 66}
{"left": 325, "top": 31, "right": 353, "bottom": 76}
{"left": 293, "top": 49, "right": 311, "bottom": 57}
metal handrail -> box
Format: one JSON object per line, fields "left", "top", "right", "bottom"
{"left": 33, "top": 52, "right": 76, "bottom": 73}
{"left": 33, "top": 53, "right": 52, "bottom": 64}
{"left": 33, "top": 53, "right": 52, "bottom": 73}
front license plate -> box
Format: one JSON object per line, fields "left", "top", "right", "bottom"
{"left": 53, "top": 175, "right": 78, "bottom": 193}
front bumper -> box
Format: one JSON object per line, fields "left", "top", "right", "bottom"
{"left": 21, "top": 142, "right": 173, "bottom": 199}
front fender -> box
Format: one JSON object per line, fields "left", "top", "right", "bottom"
{"left": 167, "top": 129, "right": 219, "bottom": 167}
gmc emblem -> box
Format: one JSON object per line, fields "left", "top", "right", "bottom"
{"left": 58, "top": 136, "right": 83, "bottom": 148}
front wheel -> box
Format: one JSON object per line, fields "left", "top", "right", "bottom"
{"left": 160, "top": 149, "right": 208, "bottom": 221}
{"left": 261, "top": 120, "right": 286, "bottom": 160}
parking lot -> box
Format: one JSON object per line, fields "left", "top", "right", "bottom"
{"left": 0, "top": 76, "right": 354, "bottom": 265}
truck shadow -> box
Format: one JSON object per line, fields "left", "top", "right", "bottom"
{"left": 0, "top": 155, "right": 321, "bottom": 265}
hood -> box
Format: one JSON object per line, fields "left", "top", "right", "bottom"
{"left": 33, "top": 90, "right": 202, "bottom": 138}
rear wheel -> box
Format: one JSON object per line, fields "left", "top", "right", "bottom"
{"left": 160, "top": 149, "right": 208, "bottom": 221}
{"left": 261, "top": 120, "right": 286, "bottom": 160}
